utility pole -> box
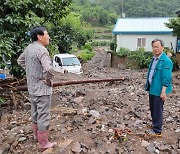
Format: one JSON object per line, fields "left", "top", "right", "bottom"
{"left": 122, "top": 0, "right": 125, "bottom": 18}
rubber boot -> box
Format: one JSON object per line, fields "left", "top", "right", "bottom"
{"left": 37, "top": 130, "right": 54, "bottom": 149}
{"left": 32, "top": 123, "right": 37, "bottom": 140}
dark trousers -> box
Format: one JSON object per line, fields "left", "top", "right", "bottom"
{"left": 149, "top": 94, "right": 164, "bottom": 133}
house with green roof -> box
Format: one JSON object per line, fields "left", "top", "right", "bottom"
{"left": 112, "top": 17, "right": 178, "bottom": 52}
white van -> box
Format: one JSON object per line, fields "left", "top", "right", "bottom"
{"left": 53, "top": 54, "right": 83, "bottom": 74}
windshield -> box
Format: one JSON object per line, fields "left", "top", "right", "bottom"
{"left": 62, "top": 57, "right": 80, "bottom": 66}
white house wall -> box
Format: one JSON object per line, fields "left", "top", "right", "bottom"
{"left": 116, "top": 34, "right": 177, "bottom": 52}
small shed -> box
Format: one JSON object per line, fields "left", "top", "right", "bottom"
{"left": 112, "top": 17, "right": 177, "bottom": 52}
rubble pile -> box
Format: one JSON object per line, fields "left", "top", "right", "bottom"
{"left": 0, "top": 47, "right": 179, "bottom": 154}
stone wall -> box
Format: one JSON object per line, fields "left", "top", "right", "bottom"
{"left": 108, "top": 52, "right": 138, "bottom": 69}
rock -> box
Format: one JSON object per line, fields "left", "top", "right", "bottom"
{"left": 59, "top": 139, "right": 73, "bottom": 149}
{"left": 10, "top": 121, "right": 17, "bottom": 125}
{"left": 12, "top": 140, "right": 19, "bottom": 147}
{"left": 89, "top": 110, "right": 101, "bottom": 119}
{"left": 135, "top": 131, "right": 145, "bottom": 138}
{"left": 146, "top": 143, "right": 159, "bottom": 154}
{"left": 18, "top": 137, "right": 27, "bottom": 142}
{"left": 24, "top": 103, "right": 31, "bottom": 110}
{"left": 0, "top": 143, "right": 10, "bottom": 154}
{"left": 116, "top": 148, "right": 124, "bottom": 154}
{"left": 165, "top": 116, "right": 173, "bottom": 122}
{"left": 141, "top": 140, "right": 150, "bottom": 147}
{"left": 23, "top": 125, "right": 32, "bottom": 134}
{"left": 82, "top": 147, "right": 88, "bottom": 153}
{"left": 75, "top": 90, "right": 86, "bottom": 97}
{"left": 177, "top": 149, "right": 180, "bottom": 154}
{"left": 100, "top": 124, "right": 106, "bottom": 132}
{"left": 42, "top": 148, "right": 53, "bottom": 154}
{"left": 7, "top": 121, "right": 17, "bottom": 130}
{"left": 57, "top": 148, "right": 66, "bottom": 154}
{"left": 60, "top": 127, "right": 67, "bottom": 134}
{"left": 156, "top": 143, "right": 170, "bottom": 152}
{"left": 108, "top": 129, "right": 114, "bottom": 133}
{"left": 77, "top": 107, "right": 88, "bottom": 115}
{"left": 175, "top": 129, "right": 180, "bottom": 133}
{"left": 132, "top": 119, "right": 143, "bottom": 127}
{"left": 71, "top": 142, "right": 81, "bottom": 153}
{"left": 88, "top": 117, "right": 96, "bottom": 124}
{"left": 0, "top": 134, "right": 4, "bottom": 144}
{"left": 73, "top": 96, "right": 84, "bottom": 104}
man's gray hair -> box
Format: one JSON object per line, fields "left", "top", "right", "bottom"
{"left": 151, "top": 39, "right": 164, "bottom": 47}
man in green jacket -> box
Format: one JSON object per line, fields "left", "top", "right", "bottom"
{"left": 145, "top": 39, "right": 173, "bottom": 137}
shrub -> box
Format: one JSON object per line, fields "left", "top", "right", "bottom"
{"left": 81, "top": 43, "right": 93, "bottom": 51}
{"left": 128, "top": 48, "right": 153, "bottom": 68}
{"left": 117, "top": 47, "right": 130, "bottom": 57}
{"left": 110, "top": 42, "right": 117, "bottom": 51}
{"left": 77, "top": 49, "right": 95, "bottom": 63}
{"left": 163, "top": 47, "right": 179, "bottom": 70}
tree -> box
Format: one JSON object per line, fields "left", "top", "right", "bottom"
{"left": 51, "top": 12, "right": 94, "bottom": 53}
{"left": 166, "top": 17, "right": 180, "bottom": 36}
{"left": 0, "top": 0, "right": 72, "bottom": 78}
{"left": 166, "top": 10, "right": 180, "bottom": 36}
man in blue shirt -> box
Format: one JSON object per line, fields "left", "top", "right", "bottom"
{"left": 145, "top": 39, "right": 173, "bottom": 137}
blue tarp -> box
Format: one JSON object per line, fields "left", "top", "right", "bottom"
{"left": 0, "top": 74, "right": 6, "bottom": 79}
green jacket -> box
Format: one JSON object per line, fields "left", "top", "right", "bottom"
{"left": 145, "top": 52, "right": 173, "bottom": 96}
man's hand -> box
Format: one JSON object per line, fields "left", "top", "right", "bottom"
{"left": 42, "top": 79, "right": 53, "bottom": 87}
{"left": 160, "top": 86, "right": 167, "bottom": 102}
{"left": 160, "top": 91, "right": 166, "bottom": 102}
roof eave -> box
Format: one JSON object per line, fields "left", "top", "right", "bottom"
{"left": 112, "top": 31, "right": 173, "bottom": 35}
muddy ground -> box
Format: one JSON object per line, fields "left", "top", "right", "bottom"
{"left": 0, "top": 47, "right": 180, "bottom": 154}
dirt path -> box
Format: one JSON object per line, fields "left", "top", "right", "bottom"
{"left": 0, "top": 47, "right": 180, "bottom": 154}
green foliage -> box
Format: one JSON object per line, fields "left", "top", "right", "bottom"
{"left": 95, "top": 0, "right": 179, "bottom": 17}
{"left": 110, "top": 42, "right": 117, "bottom": 51}
{"left": 77, "top": 49, "right": 95, "bottom": 63}
{"left": 0, "top": 97, "right": 5, "bottom": 105}
{"left": 163, "top": 47, "right": 179, "bottom": 70}
{"left": 115, "top": 47, "right": 153, "bottom": 68}
{"left": 128, "top": 48, "right": 153, "bottom": 68}
{"left": 81, "top": 43, "right": 93, "bottom": 52}
{"left": 71, "top": 0, "right": 119, "bottom": 26}
{"left": 47, "top": 41, "right": 59, "bottom": 58}
{"left": 166, "top": 17, "right": 180, "bottom": 36}
{"left": 0, "top": 0, "right": 72, "bottom": 78}
{"left": 52, "top": 12, "right": 94, "bottom": 53}
{"left": 72, "top": 0, "right": 179, "bottom": 27}
{"left": 115, "top": 47, "right": 178, "bottom": 70}
{"left": 117, "top": 47, "right": 130, "bottom": 57}
{"left": 95, "top": 33, "right": 112, "bottom": 39}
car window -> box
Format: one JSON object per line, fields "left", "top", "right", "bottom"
{"left": 62, "top": 57, "right": 80, "bottom": 66}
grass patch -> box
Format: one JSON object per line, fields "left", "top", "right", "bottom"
{"left": 77, "top": 49, "right": 95, "bottom": 63}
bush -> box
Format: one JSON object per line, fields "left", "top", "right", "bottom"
{"left": 77, "top": 49, "right": 95, "bottom": 63}
{"left": 113, "top": 46, "right": 178, "bottom": 69}
{"left": 81, "top": 43, "right": 93, "bottom": 51}
{"left": 162, "top": 47, "right": 179, "bottom": 70}
{"left": 110, "top": 42, "right": 117, "bottom": 51}
{"left": 128, "top": 48, "right": 153, "bottom": 68}
{"left": 117, "top": 47, "right": 130, "bottom": 57}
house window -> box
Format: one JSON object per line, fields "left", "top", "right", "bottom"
{"left": 137, "top": 38, "right": 146, "bottom": 48}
